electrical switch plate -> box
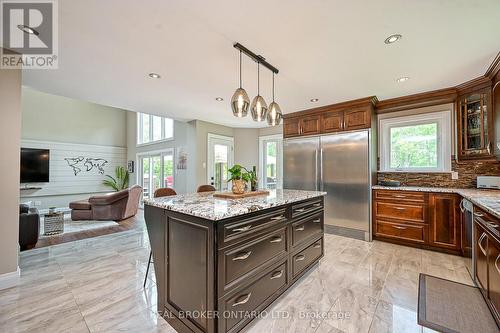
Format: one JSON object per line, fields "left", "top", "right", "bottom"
{"left": 451, "top": 171, "right": 458, "bottom": 180}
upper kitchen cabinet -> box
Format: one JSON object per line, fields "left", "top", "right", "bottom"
{"left": 283, "top": 97, "right": 376, "bottom": 138}
{"left": 457, "top": 77, "right": 494, "bottom": 160}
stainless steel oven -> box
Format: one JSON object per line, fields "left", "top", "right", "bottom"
{"left": 460, "top": 198, "right": 475, "bottom": 280}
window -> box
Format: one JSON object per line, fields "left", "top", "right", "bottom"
{"left": 137, "top": 149, "right": 174, "bottom": 203}
{"left": 379, "top": 111, "right": 451, "bottom": 172}
{"left": 137, "top": 113, "right": 174, "bottom": 145}
{"left": 259, "top": 135, "right": 283, "bottom": 189}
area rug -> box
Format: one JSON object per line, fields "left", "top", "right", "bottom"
{"left": 39, "top": 215, "right": 118, "bottom": 237}
{"left": 418, "top": 273, "right": 499, "bottom": 333}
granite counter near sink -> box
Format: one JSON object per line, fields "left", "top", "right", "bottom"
{"left": 372, "top": 185, "right": 500, "bottom": 219}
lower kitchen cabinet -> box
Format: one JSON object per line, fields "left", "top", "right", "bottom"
{"left": 476, "top": 222, "right": 489, "bottom": 292}
{"left": 428, "top": 193, "right": 461, "bottom": 251}
{"left": 489, "top": 239, "right": 500, "bottom": 323}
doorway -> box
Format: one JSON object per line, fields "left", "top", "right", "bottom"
{"left": 207, "top": 134, "right": 234, "bottom": 191}
{"left": 259, "top": 134, "right": 283, "bottom": 189}
{"left": 137, "top": 149, "right": 175, "bottom": 201}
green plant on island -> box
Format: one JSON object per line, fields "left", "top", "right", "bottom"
{"left": 103, "top": 166, "right": 129, "bottom": 191}
{"left": 227, "top": 164, "right": 251, "bottom": 183}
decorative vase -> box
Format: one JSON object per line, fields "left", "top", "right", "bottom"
{"left": 232, "top": 179, "right": 246, "bottom": 194}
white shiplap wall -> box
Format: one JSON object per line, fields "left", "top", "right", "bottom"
{"left": 20, "top": 140, "right": 126, "bottom": 198}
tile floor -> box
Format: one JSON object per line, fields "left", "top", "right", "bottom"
{"left": 0, "top": 216, "right": 473, "bottom": 333}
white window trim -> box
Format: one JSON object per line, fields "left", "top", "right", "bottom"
{"left": 207, "top": 133, "right": 234, "bottom": 189}
{"left": 136, "top": 113, "right": 174, "bottom": 147}
{"left": 379, "top": 110, "right": 452, "bottom": 173}
{"left": 258, "top": 134, "right": 283, "bottom": 189}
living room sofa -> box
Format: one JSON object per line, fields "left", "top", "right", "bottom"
{"left": 69, "top": 185, "right": 142, "bottom": 221}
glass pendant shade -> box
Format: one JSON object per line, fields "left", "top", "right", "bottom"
{"left": 231, "top": 88, "right": 250, "bottom": 117}
{"left": 250, "top": 95, "right": 268, "bottom": 121}
{"left": 267, "top": 101, "right": 282, "bottom": 126}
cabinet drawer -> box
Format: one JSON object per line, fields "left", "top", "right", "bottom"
{"left": 292, "top": 212, "right": 323, "bottom": 247}
{"left": 474, "top": 207, "right": 500, "bottom": 238}
{"left": 293, "top": 238, "right": 323, "bottom": 278}
{"left": 375, "top": 201, "right": 426, "bottom": 223}
{"left": 375, "top": 220, "right": 426, "bottom": 243}
{"left": 292, "top": 198, "right": 323, "bottom": 219}
{"left": 220, "top": 208, "right": 287, "bottom": 248}
{"left": 220, "top": 228, "right": 287, "bottom": 292}
{"left": 222, "top": 261, "right": 287, "bottom": 333}
{"left": 374, "top": 190, "right": 426, "bottom": 203}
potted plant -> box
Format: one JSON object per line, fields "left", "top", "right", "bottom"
{"left": 103, "top": 166, "right": 129, "bottom": 191}
{"left": 227, "top": 164, "right": 251, "bottom": 194}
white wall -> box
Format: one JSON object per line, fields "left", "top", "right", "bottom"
{"left": 127, "top": 112, "right": 197, "bottom": 194}
{"left": 0, "top": 63, "right": 22, "bottom": 288}
{"left": 20, "top": 88, "right": 129, "bottom": 209}
{"left": 234, "top": 128, "right": 260, "bottom": 170}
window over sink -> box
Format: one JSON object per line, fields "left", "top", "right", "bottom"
{"left": 379, "top": 110, "right": 451, "bottom": 172}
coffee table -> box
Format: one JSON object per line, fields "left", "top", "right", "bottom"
{"left": 44, "top": 212, "right": 64, "bottom": 235}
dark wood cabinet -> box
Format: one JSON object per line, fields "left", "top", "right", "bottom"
{"left": 344, "top": 107, "right": 371, "bottom": 130}
{"left": 428, "top": 193, "right": 461, "bottom": 251}
{"left": 321, "top": 111, "right": 343, "bottom": 133}
{"left": 457, "top": 83, "right": 494, "bottom": 160}
{"left": 372, "top": 190, "right": 462, "bottom": 254}
{"left": 283, "top": 97, "right": 376, "bottom": 138}
{"left": 476, "top": 222, "right": 489, "bottom": 292}
{"left": 489, "top": 239, "right": 500, "bottom": 323}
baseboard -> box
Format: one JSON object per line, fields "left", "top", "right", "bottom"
{"left": 0, "top": 267, "right": 20, "bottom": 291}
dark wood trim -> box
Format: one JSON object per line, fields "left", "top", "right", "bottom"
{"left": 485, "top": 52, "right": 500, "bottom": 80}
{"left": 456, "top": 75, "right": 492, "bottom": 94}
{"left": 375, "top": 87, "right": 457, "bottom": 114}
{"left": 284, "top": 96, "right": 377, "bottom": 119}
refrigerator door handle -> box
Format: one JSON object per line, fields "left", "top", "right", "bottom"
{"left": 315, "top": 149, "right": 319, "bottom": 191}
{"left": 319, "top": 148, "right": 324, "bottom": 191}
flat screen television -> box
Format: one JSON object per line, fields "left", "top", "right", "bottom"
{"left": 20, "top": 148, "right": 50, "bottom": 183}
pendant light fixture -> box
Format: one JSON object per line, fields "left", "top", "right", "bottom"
{"left": 231, "top": 50, "right": 250, "bottom": 117}
{"left": 250, "top": 62, "right": 268, "bottom": 121}
{"left": 267, "top": 73, "right": 282, "bottom": 126}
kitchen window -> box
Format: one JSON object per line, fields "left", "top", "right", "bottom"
{"left": 137, "top": 113, "right": 174, "bottom": 145}
{"left": 379, "top": 111, "right": 451, "bottom": 172}
{"left": 259, "top": 135, "right": 283, "bottom": 189}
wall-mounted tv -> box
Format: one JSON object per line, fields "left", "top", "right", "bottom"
{"left": 20, "top": 148, "right": 50, "bottom": 183}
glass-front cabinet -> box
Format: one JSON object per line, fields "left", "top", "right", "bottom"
{"left": 457, "top": 88, "right": 494, "bottom": 159}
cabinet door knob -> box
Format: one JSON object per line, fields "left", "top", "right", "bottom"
{"left": 232, "top": 292, "right": 252, "bottom": 307}
{"left": 270, "top": 270, "right": 283, "bottom": 279}
{"left": 233, "top": 251, "right": 252, "bottom": 261}
{"left": 313, "top": 242, "right": 321, "bottom": 249}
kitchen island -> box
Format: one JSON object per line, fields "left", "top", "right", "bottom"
{"left": 144, "top": 189, "right": 326, "bottom": 333}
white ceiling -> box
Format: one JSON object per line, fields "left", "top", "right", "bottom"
{"left": 21, "top": 0, "right": 500, "bottom": 128}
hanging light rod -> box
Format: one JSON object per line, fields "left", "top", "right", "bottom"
{"left": 233, "top": 42, "right": 279, "bottom": 74}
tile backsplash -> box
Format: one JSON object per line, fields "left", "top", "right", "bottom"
{"left": 377, "top": 159, "right": 500, "bottom": 188}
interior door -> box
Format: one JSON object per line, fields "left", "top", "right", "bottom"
{"left": 207, "top": 134, "right": 234, "bottom": 191}
{"left": 261, "top": 136, "right": 283, "bottom": 190}
{"left": 138, "top": 150, "right": 175, "bottom": 202}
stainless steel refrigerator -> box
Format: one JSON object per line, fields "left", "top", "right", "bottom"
{"left": 284, "top": 130, "right": 375, "bottom": 241}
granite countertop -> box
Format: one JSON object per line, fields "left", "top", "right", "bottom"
{"left": 372, "top": 185, "right": 500, "bottom": 219}
{"left": 144, "top": 189, "right": 327, "bottom": 221}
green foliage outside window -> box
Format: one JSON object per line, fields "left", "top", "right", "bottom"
{"left": 390, "top": 123, "right": 438, "bottom": 169}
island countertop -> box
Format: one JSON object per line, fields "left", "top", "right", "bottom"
{"left": 143, "top": 189, "right": 327, "bottom": 221}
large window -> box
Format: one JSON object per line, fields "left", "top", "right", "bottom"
{"left": 137, "top": 149, "right": 174, "bottom": 203}
{"left": 259, "top": 135, "right": 283, "bottom": 189}
{"left": 137, "top": 113, "right": 174, "bottom": 145}
{"left": 379, "top": 111, "right": 451, "bottom": 172}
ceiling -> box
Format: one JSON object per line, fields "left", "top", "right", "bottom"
{"left": 21, "top": 0, "right": 500, "bottom": 128}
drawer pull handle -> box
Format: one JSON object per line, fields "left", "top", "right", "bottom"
{"left": 394, "top": 195, "right": 406, "bottom": 198}
{"left": 474, "top": 212, "right": 485, "bottom": 217}
{"left": 313, "top": 242, "right": 321, "bottom": 248}
{"left": 392, "top": 225, "right": 407, "bottom": 230}
{"left": 478, "top": 233, "right": 487, "bottom": 256}
{"left": 295, "top": 225, "right": 305, "bottom": 231}
{"left": 233, "top": 225, "right": 252, "bottom": 233}
{"left": 271, "top": 215, "right": 285, "bottom": 221}
{"left": 270, "top": 236, "right": 283, "bottom": 243}
{"left": 394, "top": 207, "right": 406, "bottom": 211}
{"left": 313, "top": 203, "right": 321, "bottom": 207}
{"left": 495, "top": 254, "right": 500, "bottom": 275}
{"left": 232, "top": 292, "right": 252, "bottom": 307}
{"left": 270, "top": 270, "right": 283, "bottom": 279}
{"left": 233, "top": 251, "right": 252, "bottom": 261}
{"left": 487, "top": 222, "right": 499, "bottom": 229}
{"left": 295, "top": 254, "right": 306, "bottom": 262}
{"left": 313, "top": 219, "right": 321, "bottom": 223}
{"left": 295, "top": 208, "right": 306, "bottom": 213}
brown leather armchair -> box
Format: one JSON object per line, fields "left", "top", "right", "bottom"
{"left": 19, "top": 204, "right": 40, "bottom": 250}
{"left": 70, "top": 185, "right": 142, "bottom": 221}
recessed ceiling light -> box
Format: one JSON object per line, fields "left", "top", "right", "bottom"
{"left": 396, "top": 76, "right": 410, "bottom": 83}
{"left": 17, "top": 24, "right": 39, "bottom": 35}
{"left": 384, "top": 34, "right": 402, "bottom": 44}
{"left": 215, "top": 97, "right": 224, "bottom": 101}
{"left": 310, "top": 98, "right": 319, "bottom": 102}
{"left": 148, "top": 73, "right": 161, "bottom": 79}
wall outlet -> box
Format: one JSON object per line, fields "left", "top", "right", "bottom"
{"left": 202, "top": 162, "right": 206, "bottom": 169}
{"left": 451, "top": 171, "right": 459, "bottom": 180}
{"left": 34, "top": 201, "right": 42, "bottom": 206}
